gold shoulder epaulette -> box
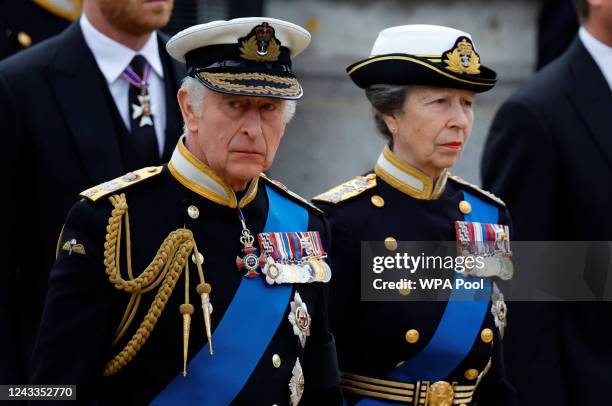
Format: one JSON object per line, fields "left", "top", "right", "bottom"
{"left": 80, "top": 166, "right": 163, "bottom": 202}
{"left": 312, "top": 174, "right": 377, "bottom": 205}
{"left": 260, "top": 173, "right": 324, "bottom": 214}
{"left": 448, "top": 173, "right": 506, "bottom": 207}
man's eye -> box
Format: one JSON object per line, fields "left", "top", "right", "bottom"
{"left": 463, "top": 100, "right": 474, "bottom": 107}
{"left": 261, "top": 103, "right": 277, "bottom": 111}
{"left": 228, "top": 100, "right": 242, "bottom": 108}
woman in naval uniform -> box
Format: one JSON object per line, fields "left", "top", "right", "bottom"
{"left": 314, "top": 25, "right": 516, "bottom": 406}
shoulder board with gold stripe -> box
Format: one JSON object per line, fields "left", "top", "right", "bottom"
{"left": 312, "top": 174, "right": 377, "bottom": 205}
{"left": 80, "top": 166, "right": 163, "bottom": 202}
{"left": 448, "top": 173, "right": 506, "bottom": 207}
{"left": 260, "top": 174, "right": 323, "bottom": 215}
{"left": 33, "top": 0, "right": 82, "bottom": 21}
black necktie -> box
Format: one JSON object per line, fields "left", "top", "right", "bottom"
{"left": 127, "top": 54, "right": 160, "bottom": 165}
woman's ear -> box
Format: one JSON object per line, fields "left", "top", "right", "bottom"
{"left": 177, "top": 88, "right": 199, "bottom": 133}
{"left": 382, "top": 113, "right": 398, "bottom": 136}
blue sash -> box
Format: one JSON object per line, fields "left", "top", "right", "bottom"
{"left": 357, "top": 191, "right": 496, "bottom": 405}
{"left": 151, "top": 185, "right": 308, "bottom": 405}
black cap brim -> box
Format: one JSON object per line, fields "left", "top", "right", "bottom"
{"left": 347, "top": 54, "right": 497, "bottom": 93}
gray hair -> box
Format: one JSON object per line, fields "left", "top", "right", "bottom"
{"left": 180, "top": 76, "right": 297, "bottom": 128}
{"left": 364, "top": 84, "right": 409, "bottom": 148}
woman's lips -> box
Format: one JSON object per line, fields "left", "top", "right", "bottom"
{"left": 440, "top": 142, "right": 463, "bottom": 151}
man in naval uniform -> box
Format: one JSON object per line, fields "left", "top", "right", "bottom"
{"left": 30, "top": 18, "right": 341, "bottom": 405}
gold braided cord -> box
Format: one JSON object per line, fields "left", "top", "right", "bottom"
{"left": 103, "top": 194, "right": 200, "bottom": 376}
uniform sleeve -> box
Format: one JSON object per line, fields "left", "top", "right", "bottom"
{"left": 0, "top": 69, "right": 27, "bottom": 383}
{"left": 301, "top": 213, "right": 342, "bottom": 405}
{"left": 29, "top": 200, "right": 121, "bottom": 404}
{"left": 481, "top": 99, "right": 561, "bottom": 240}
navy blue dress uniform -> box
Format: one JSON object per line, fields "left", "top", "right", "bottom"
{"left": 0, "top": 0, "right": 81, "bottom": 60}
{"left": 314, "top": 25, "right": 516, "bottom": 406}
{"left": 30, "top": 17, "right": 341, "bottom": 405}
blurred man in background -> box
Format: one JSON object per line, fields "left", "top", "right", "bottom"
{"left": 482, "top": 0, "right": 612, "bottom": 404}
{"left": 0, "top": 0, "right": 183, "bottom": 385}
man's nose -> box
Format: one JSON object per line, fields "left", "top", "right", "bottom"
{"left": 240, "top": 107, "right": 263, "bottom": 138}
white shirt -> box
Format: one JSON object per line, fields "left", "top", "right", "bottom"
{"left": 579, "top": 26, "right": 612, "bottom": 91}
{"left": 80, "top": 13, "right": 167, "bottom": 155}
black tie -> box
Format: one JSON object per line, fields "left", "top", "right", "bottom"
{"left": 127, "top": 54, "right": 160, "bottom": 165}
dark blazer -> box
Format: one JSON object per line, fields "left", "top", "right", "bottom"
{"left": 0, "top": 22, "right": 184, "bottom": 384}
{"left": 481, "top": 37, "right": 612, "bottom": 405}
{"left": 30, "top": 169, "right": 341, "bottom": 405}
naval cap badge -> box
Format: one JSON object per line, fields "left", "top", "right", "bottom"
{"left": 239, "top": 22, "right": 281, "bottom": 62}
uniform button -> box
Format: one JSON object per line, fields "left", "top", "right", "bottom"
{"left": 459, "top": 200, "right": 472, "bottom": 214}
{"left": 384, "top": 236, "right": 398, "bottom": 251}
{"left": 464, "top": 368, "right": 479, "bottom": 380}
{"left": 405, "top": 329, "right": 419, "bottom": 344}
{"left": 399, "top": 287, "right": 411, "bottom": 296}
{"left": 480, "top": 328, "right": 494, "bottom": 344}
{"left": 370, "top": 195, "right": 385, "bottom": 208}
{"left": 272, "top": 354, "right": 281, "bottom": 368}
{"left": 17, "top": 32, "right": 32, "bottom": 47}
{"left": 187, "top": 205, "right": 200, "bottom": 219}
{"left": 395, "top": 360, "right": 405, "bottom": 368}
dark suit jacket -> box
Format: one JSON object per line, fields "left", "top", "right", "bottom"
{"left": 0, "top": 22, "right": 184, "bottom": 384}
{"left": 481, "top": 37, "right": 612, "bottom": 405}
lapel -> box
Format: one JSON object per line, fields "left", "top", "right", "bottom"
{"left": 566, "top": 38, "right": 612, "bottom": 171}
{"left": 158, "top": 32, "right": 186, "bottom": 161}
{"left": 45, "top": 22, "right": 124, "bottom": 185}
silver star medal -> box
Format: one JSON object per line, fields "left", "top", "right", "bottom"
{"left": 288, "top": 291, "right": 311, "bottom": 348}
{"left": 131, "top": 94, "right": 155, "bottom": 127}
{"left": 491, "top": 282, "right": 507, "bottom": 338}
{"left": 289, "top": 358, "right": 304, "bottom": 406}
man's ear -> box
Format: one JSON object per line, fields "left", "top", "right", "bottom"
{"left": 177, "top": 88, "right": 199, "bottom": 133}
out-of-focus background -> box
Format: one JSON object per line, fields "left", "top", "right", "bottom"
{"left": 1, "top": 0, "right": 576, "bottom": 197}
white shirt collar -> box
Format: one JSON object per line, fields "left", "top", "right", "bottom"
{"left": 579, "top": 26, "right": 612, "bottom": 90}
{"left": 80, "top": 13, "right": 164, "bottom": 84}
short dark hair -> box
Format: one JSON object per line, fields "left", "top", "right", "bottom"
{"left": 573, "top": 0, "right": 589, "bottom": 21}
{"left": 364, "top": 84, "right": 408, "bottom": 148}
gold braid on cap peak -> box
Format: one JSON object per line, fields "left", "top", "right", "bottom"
{"left": 103, "top": 194, "right": 213, "bottom": 376}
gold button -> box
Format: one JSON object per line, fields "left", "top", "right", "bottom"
{"left": 464, "top": 368, "right": 479, "bottom": 380}
{"left": 405, "top": 329, "right": 419, "bottom": 344}
{"left": 480, "top": 328, "right": 494, "bottom": 344}
{"left": 399, "top": 287, "right": 411, "bottom": 296}
{"left": 459, "top": 200, "right": 472, "bottom": 214}
{"left": 187, "top": 205, "right": 199, "bottom": 219}
{"left": 272, "top": 354, "right": 281, "bottom": 368}
{"left": 384, "top": 237, "right": 398, "bottom": 251}
{"left": 17, "top": 32, "right": 32, "bottom": 48}
{"left": 370, "top": 195, "right": 385, "bottom": 208}
{"left": 395, "top": 360, "right": 405, "bottom": 368}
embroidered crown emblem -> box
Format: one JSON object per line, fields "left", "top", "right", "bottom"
{"left": 443, "top": 37, "right": 481, "bottom": 75}
{"left": 239, "top": 22, "right": 281, "bottom": 62}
